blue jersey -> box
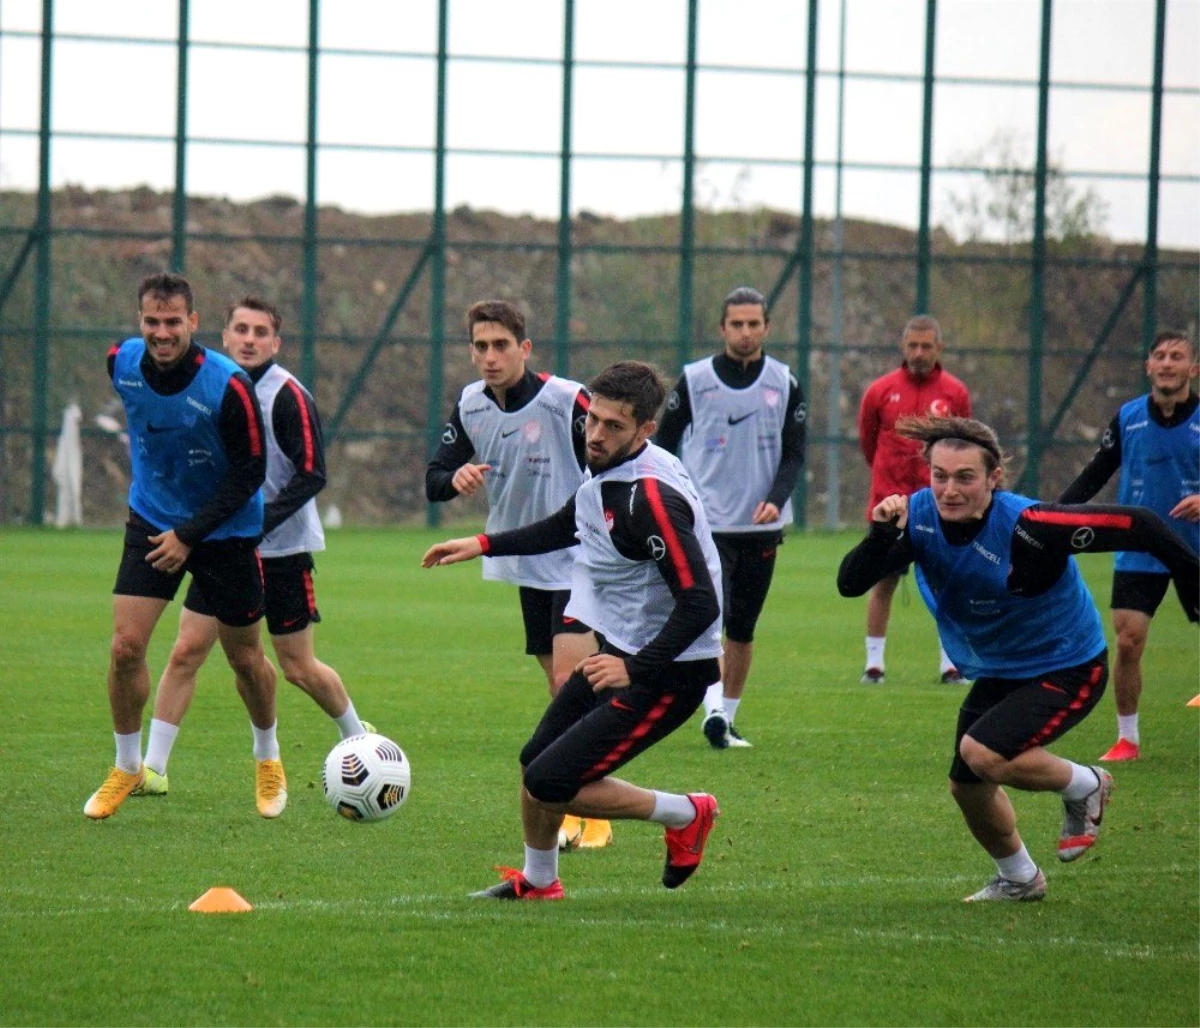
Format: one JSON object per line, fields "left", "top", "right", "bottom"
{"left": 908, "top": 489, "right": 1105, "bottom": 680}
{"left": 1114, "top": 395, "right": 1200, "bottom": 573}
{"left": 112, "top": 339, "right": 263, "bottom": 540}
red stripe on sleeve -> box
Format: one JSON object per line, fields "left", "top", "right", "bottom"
{"left": 284, "top": 379, "right": 316, "bottom": 472}
{"left": 1022, "top": 509, "right": 1133, "bottom": 530}
{"left": 575, "top": 391, "right": 590, "bottom": 411}
{"left": 643, "top": 477, "right": 694, "bottom": 589}
{"left": 228, "top": 377, "right": 263, "bottom": 456}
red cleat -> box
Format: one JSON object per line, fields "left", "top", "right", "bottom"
{"left": 1099, "top": 738, "right": 1140, "bottom": 762}
{"left": 469, "top": 866, "right": 564, "bottom": 900}
{"left": 662, "top": 793, "right": 719, "bottom": 889}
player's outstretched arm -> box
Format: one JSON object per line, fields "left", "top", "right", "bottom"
{"left": 421, "top": 536, "right": 484, "bottom": 568}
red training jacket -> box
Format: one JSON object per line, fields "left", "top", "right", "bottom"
{"left": 857, "top": 362, "right": 972, "bottom": 518}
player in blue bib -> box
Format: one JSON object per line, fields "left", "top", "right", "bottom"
{"left": 838, "top": 416, "right": 1198, "bottom": 903}
{"left": 1058, "top": 329, "right": 1200, "bottom": 760}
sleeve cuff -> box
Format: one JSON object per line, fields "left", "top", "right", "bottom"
{"left": 476, "top": 533, "right": 491, "bottom": 555}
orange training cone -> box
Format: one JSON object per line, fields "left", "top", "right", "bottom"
{"left": 1187, "top": 695, "right": 1200, "bottom": 708}
{"left": 189, "top": 887, "right": 253, "bottom": 913}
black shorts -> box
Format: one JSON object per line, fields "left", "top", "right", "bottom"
{"left": 1111, "top": 571, "right": 1171, "bottom": 617}
{"left": 519, "top": 648, "right": 720, "bottom": 804}
{"left": 518, "top": 586, "right": 592, "bottom": 657}
{"left": 114, "top": 511, "right": 264, "bottom": 628}
{"left": 713, "top": 531, "right": 783, "bottom": 643}
{"left": 949, "top": 650, "right": 1108, "bottom": 784}
{"left": 186, "top": 552, "right": 320, "bottom": 635}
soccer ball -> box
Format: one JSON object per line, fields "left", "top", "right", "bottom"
{"left": 322, "top": 732, "right": 411, "bottom": 822}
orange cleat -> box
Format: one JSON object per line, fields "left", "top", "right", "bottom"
{"left": 1099, "top": 738, "right": 1140, "bottom": 762}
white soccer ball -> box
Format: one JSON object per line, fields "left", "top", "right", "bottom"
{"left": 322, "top": 732, "right": 411, "bottom": 822}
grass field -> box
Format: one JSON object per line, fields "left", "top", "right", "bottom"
{"left": 1, "top": 526, "right": 1197, "bottom": 1027}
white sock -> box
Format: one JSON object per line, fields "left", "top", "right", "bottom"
{"left": 995, "top": 844, "right": 1039, "bottom": 884}
{"left": 724, "top": 697, "right": 741, "bottom": 724}
{"left": 115, "top": 730, "right": 142, "bottom": 774}
{"left": 143, "top": 718, "right": 179, "bottom": 776}
{"left": 648, "top": 791, "right": 696, "bottom": 828}
{"left": 703, "top": 681, "right": 726, "bottom": 718}
{"left": 938, "top": 645, "right": 956, "bottom": 674}
{"left": 252, "top": 721, "right": 280, "bottom": 762}
{"left": 1117, "top": 714, "right": 1139, "bottom": 745}
{"left": 866, "top": 636, "right": 885, "bottom": 670}
{"left": 522, "top": 844, "right": 559, "bottom": 888}
{"left": 334, "top": 700, "right": 366, "bottom": 739}
{"left": 1061, "top": 762, "right": 1101, "bottom": 801}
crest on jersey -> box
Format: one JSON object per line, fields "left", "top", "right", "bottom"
{"left": 763, "top": 386, "right": 780, "bottom": 408}
{"left": 603, "top": 508, "right": 615, "bottom": 531}
{"left": 928, "top": 398, "right": 950, "bottom": 417}
{"left": 523, "top": 420, "right": 542, "bottom": 443}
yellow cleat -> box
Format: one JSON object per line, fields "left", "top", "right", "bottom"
{"left": 558, "top": 814, "right": 584, "bottom": 851}
{"left": 255, "top": 759, "right": 288, "bottom": 818}
{"left": 131, "top": 767, "right": 169, "bottom": 796}
{"left": 84, "top": 766, "right": 144, "bottom": 820}
{"left": 578, "top": 818, "right": 614, "bottom": 849}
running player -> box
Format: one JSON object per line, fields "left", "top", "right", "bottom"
{"left": 423, "top": 361, "right": 722, "bottom": 899}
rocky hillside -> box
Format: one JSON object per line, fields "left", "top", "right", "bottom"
{"left": 0, "top": 188, "right": 1196, "bottom": 527}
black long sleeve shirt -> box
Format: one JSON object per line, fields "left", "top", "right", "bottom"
{"left": 655, "top": 352, "right": 806, "bottom": 511}
{"left": 425, "top": 370, "right": 589, "bottom": 501}
{"left": 481, "top": 450, "right": 721, "bottom": 678}
{"left": 837, "top": 501, "right": 1199, "bottom": 620}
{"left": 247, "top": 360, "right": 328, "bottom": 536}
{"left": 1058, "top": 392, "right": 1200, "bottom": 503}
{"left": 107, "top": 342, "right": 266, "bottom": 545}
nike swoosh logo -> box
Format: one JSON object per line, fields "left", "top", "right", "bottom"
{"left": 145, "top": 423, "right": 176, "bottom": 434}
{"left": 501, "top": 429, "right": 519, "bottom": 438}
{"left": 611, "top": 697, "right": 634, "bottom": 712}
{"left": 1145, "top": 455, "right": 1170, "bottom": 465}
{"left": 562, "top": 616, "right": 578, "bottom": 625}
{"left": 1041, "top": 682, "right": 1067, "bottom": 694}
{"left": 727, "top": 412, "right": 755, "bottom": 425}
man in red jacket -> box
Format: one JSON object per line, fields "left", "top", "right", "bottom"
{"left": 857, "top": 315, "right": 972, "bottom": 684}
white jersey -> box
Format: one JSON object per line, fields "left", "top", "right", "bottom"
{"left": 679, "top": 355, "right": 794, "bottom": 532}
{"left": 256, "top": 363, "right": 325, "bottom": 558}
{"left": 565, "top": 443, "right": 724, "bottom": 661}
{"left": 459, "top": 375, "right": 585, "bottom": 589}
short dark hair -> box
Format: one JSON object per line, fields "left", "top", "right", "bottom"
{"left": 721, "top": 286, "right": 768, "bottom": 325}
{"left": 895, "top": 415, "right": 1008, "bottom": 481}
{"left": 1150, "top": 329, "right": 1195, "bottom": 358}
{"left": 224, "top": 295, "right": 283, "bottom": 334}
{"left": 902, "top": 314, "right": 942, "bottom": 343}
{"left": 588, "top": 361, "right": 666, "bottom": 425}
{"left": 138, "top": 272, "right": 194, "bottom": 313}
{"left": 467, "top": 299, "right": 526, "bottom": 342}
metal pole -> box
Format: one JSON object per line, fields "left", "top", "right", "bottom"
{"left": 554, "top": 0, "right": 575, "bottom": 376}
{"left": 827, "top": 0, "right": 847, "bottom": 530}
{"left": 915, "top": 0, "right": 937, "bottom": 314}
{"left": 301, "top": 0, "right": 320, "bottom": 389}
{"left": 426, "top": 0, "right": 450, "bottom": 528}
{"left": 795, "top": 0, "right": 819, "bottom": 529}
{"left": 676, "top": 0, "right": 699, "bottom": 371}
{"left": 171, "top": 0, "right": 189, "bottom": 273}
{"left": 29, "top": 0, "right": 53, "bottom": 525}
{"left": 1142, "top": 0, "right": 1166, "bottom": 354}
{"left": 1025, "top": 0, "right": 1052, "bottom": 495}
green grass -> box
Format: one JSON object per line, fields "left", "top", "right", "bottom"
{"left": 0, "top": 526, "right": 1196, "bottom": 1027}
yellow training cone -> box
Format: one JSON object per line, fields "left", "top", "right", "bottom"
{"left": 1187, "top": 695, "right": 1200, "bottom": 708}
{"left": 189, "top": 887, "right": 253, "bottom": 913}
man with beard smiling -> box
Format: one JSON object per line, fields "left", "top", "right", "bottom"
{"left": 423, "top": 361, "right": 723, "bottom": 900}
{"left": 85, "top": 273, "right": 280, "bottom": 820}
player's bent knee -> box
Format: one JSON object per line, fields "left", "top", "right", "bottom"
{"left": 110, "top": 633, "right": 148, "bottom": 669}
{"left": 958, "top": 735, "right": 1004, "bottom": 781}
{"left": 522, "top": 763, "right": 577, "bottom": 805}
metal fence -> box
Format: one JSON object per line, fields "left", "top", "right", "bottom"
{"left": 1, "top": 0, "right": 1197, "bottom": 528}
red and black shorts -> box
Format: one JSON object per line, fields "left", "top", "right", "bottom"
{"left": 713, "top": 530, "right": 783, "bottom": 644}
{"left": 186, "top": 551, "right": 320, "bottom": 636}
{"left": 114, "top": 510, "right": 264, "bottom": 628}
{"left": 1111, "top": 570, "right": 1172, "bottom": 618}
{"left": 518, "top": 648, "right": 720, "bottom": 804}
{"left": 949, "top": 650, "right": 1108, "bottom": 784}
{"left": 518, "top": 586, "right": 592, "bottom": 657}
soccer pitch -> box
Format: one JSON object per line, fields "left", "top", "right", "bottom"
{"left": 1, "top": 526, "right": 1196, "bottom": 1027}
